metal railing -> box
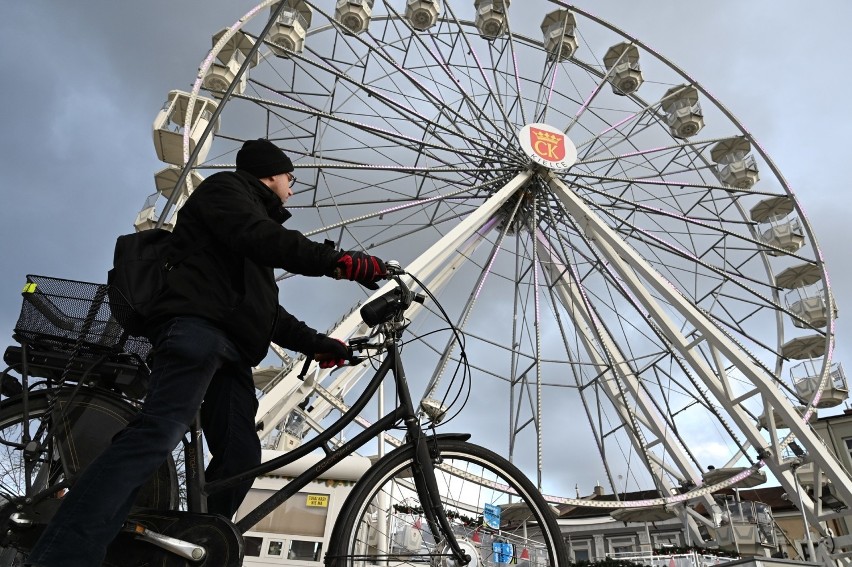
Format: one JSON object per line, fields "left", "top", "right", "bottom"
{"left": 608, "top": 551, "right": 737, "bottom": 567}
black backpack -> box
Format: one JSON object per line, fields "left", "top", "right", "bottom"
{"left": 107, "top": 229, "right": 193, "bottom": 336}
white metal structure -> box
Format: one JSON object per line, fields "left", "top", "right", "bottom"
{"left": 474, "top": 0, "right": 510, "bottom": 38}
{"left": 202, "top": 29, "right": 260, "bottom": 97}
{"left": 151, "top": 1, "right": 847, "bottom": 563}
{"left": 660, "top": 84, "right": 705, "bottom": 138}
{"left": 132, "top": 166, "right": 204, "bottom": 232}
{"left": 268, "top": 1, "right": 313, "bottom": 56}
{"left": 710, "top": 137, "right": 760, "bottom": 190}
{"left": 334, "top": 0, "right": 375, "bottom": 34}
{"left": 405, "top": 0, "right": 441, "bottom": 30}
{"left": 541, "top": 9, "right": 578, "bottom": 60}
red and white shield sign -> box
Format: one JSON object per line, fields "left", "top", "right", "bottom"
{"left": 529, "top": 126, "right": 566, "bottom": 162}
{"left": 518, "top": 123, "right": 577, "bottom": 170}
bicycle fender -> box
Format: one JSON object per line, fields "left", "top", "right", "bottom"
{"left": 423, "top": 432, "right": 471, "bottom": 443}
{"left": 424, "top": 433, "right": 471, "bottom": 452}
{"left": 381, "top": 433, "right": 471, "bottom": 459}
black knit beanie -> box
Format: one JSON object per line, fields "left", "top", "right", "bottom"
{"left": 236, "top": 138, "right": 294, "bottom": 178}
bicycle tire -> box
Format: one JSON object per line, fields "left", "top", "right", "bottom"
{"left": 327, "top": 438, "right": 568, "bottom": 567}
{"left": 0, "top": 388, "right": 178, "bottom": 559}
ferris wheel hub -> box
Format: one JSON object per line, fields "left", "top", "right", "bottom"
{"left": 518, "top": 123, "right": 577, "bottom": 171}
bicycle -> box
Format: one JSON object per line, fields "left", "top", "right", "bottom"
{"left": 0, "top": 265, "right": 568, "bottom": 566}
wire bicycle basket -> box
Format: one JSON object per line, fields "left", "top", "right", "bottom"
{"left": 7, "top": 275, "right": 152, "bottom": 398}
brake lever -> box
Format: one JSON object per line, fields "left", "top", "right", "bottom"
{"left": 348, "top": 336, "right": 385, "bottom": 354}
{"left": 300, "top": 349, "right": 366, "bottom": 380}
{"left": 297, "top": 355, "right": 313, "bottom": 381}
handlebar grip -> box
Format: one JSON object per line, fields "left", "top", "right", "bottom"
{"left": 303, "top": 347, "right": 363, "bottom": 374}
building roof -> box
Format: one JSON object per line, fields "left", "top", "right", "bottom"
{"left": 815, "top": 408, "right": 852, "bottom": 423}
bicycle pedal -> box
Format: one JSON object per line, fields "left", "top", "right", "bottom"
{"left": 0, "top": 498, "right": 60, "bottom": 551}
{"left": 124, "top": 522, "right": 207, "bottom": 562}
{"left": 114, "top": 510, "right": 243, "bottom": 566}
{"left": 8, "top": 511, "right": 34, "bottom": 529}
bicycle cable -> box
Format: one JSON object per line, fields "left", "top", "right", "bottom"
{"left": 403, "top": 271, "right": 473, "bottom": 428}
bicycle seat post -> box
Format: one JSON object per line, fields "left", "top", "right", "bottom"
{"left": 184, "top": 413, "right": 207, "bottom": 513}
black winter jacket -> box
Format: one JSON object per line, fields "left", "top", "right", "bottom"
{"left": 146, "top": 170, "right": 339, "bottom": 365}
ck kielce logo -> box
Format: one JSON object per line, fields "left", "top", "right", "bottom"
{"left": 530, "top": 126, "right": 566, "bottom": 161}
{"left": 518, "top": 123, "right": 578, "bottom": 170}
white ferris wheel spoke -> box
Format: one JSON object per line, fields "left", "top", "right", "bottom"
{"left": 256, "top": 171, "right": 531, "bottom": 439}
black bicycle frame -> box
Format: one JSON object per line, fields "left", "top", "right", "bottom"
{"left": 193, "top": 331, "right": 468, "bottom": 563}
{"left": 204, "top": 338, "right": 409, "bottom": 533}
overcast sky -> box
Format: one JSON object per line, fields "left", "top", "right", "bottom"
{"left": 2, "top": 2, "right": 850, "bottom": 496}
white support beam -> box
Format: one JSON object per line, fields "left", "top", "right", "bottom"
{"left": 536, "top": 233, "right": 711, "bottom": 544}
{"left": 547, "top": 173, "right": 851, "bottom": 531}
{"left": 536, "top": 233, "right": 703, "bottom": 487}
{"left": 255, "top": 170, "right": 532, "bottom": 442}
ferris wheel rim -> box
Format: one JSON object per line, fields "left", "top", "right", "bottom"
{"left": 159, "top": 0, "right": 840, "bottom": 513}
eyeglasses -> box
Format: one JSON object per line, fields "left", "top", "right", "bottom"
{"left": 288, "top": 173, "right": 297, "bottom": 185}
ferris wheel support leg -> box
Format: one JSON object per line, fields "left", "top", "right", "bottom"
{"left": 301, "top": 221, "right": 502, "bottom": 432}
{"left": 536, "top": 235, "right": 696, "bottom": 482}
{"left": 256, "top": 228, "right": 491, "bottom": 444}
{"left": 254, "top": 171, "right": 532, "bottom": 442}
{"left": 547, "top": 173, "right": 851, "bottom": 533}
{"left": 536, "top": 234, "right": 711, "bottom": 544}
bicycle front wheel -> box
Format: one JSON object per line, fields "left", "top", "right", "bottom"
{"left": 328, "top": 438, "right": 567, "bottom": 567}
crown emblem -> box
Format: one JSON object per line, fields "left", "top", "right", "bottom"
{"left": 529, "top": 126, "right": 566, "bottom": 162}
{"left": 531, "top": 130, "right": 562, "bottom": 145}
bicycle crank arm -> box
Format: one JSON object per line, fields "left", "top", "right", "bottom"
{"left": 125, "top": 523, "right": 207, "bottom": 562}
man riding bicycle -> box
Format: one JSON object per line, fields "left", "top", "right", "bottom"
{"left": 27, "top": 139, "right": 387, "bottom": 566}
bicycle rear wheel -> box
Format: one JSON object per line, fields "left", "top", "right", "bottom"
{"left": 327, "top": 438, "right": 567, "bottom": 567}
{"left": 0, "top": 388, "right": 178, "bottom": 558}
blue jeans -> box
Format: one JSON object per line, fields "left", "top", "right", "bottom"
{"left": 27, "top": 316, "right": 262, "bottom": 566}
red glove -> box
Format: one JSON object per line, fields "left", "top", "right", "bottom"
{"left": 333, "top": 251, "right": 387, "bottom": 286}
{"left": 313, "top": 334, "right": 349, "bottom": 369}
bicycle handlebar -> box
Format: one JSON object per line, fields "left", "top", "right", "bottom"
{"left": 298, "top": 261, "right": 420, "bottom": 378}
{"left": 384, "top": 260, "right": 404, "bottom": 276}
{"left": 360, "top": 261, "right": 424, "bottom": 327}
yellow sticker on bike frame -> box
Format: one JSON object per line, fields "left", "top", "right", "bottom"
{"left": 22, "top": 283, "right": 37, "bottom": 294}
{"left": 306, "top": 494, "right": 329, "bottom": 508}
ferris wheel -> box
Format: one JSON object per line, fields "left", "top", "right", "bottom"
{"left": 140, "top": 0, "right": 849, "bottom": 552}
